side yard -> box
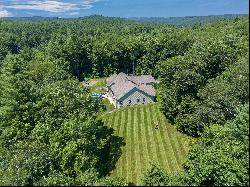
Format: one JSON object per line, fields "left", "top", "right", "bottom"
{"left": 82, "top": 78, "right": 107, "bottom": 94}
{"left": 85, "top": 78, "right": 115, "bottom": 113}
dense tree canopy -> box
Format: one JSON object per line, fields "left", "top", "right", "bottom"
{"left": 0, "top": 49, "right": 124, "bottom": 185}
{"left": 157, "top": 17, "right": 249, "bottom": 136}
{"left": 183, "top": 104, "right": 249, "bottom": 186}
{"left": 0, "top": 15, "right": 248, "bottom": 185}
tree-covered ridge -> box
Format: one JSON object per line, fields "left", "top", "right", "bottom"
{"left": 129, "top": 14, "right": 248, "bottom": 26}
{"left": 1, "top": 16, "right": 248, "bottom": 80}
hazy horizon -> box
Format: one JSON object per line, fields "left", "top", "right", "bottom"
{"left": 0, "top": 0, "right": 248, "bottom": 18}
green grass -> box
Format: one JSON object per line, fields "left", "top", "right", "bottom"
{"left": 89, "top": 78, "right": 106, "bottom": 93}
{"left": 101, "top": 98, "right": 115, "bottom": 113}
{"left": 88, "top": 78, "right": 115, "bottom": 113}
{"left": 102, "top": 103, "right": 191, "bottom": 185}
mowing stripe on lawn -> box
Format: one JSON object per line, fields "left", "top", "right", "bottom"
{"left": 131, "top": 106, "right": 137, "bottom": 183}
{"left": 150, "top": 105, "right": 170, "bottom": 170}
{"left": 113, "top": 111, "right": 123, "bottom": 176}
{"left": 116, "top": 110, "right": 123, "bottom": 134}
{"left": 120, "top": 109, "right": 129, "bottom": 180}
{"left": 166, "top": 123, "right": 183, "bottom": 168}
{"left": 133, "top": 106, "right": 142, "bottom": 184}
{"left": 118, "top": 109, "right": 126, "bottom": 135}
{"left": 148, "top": 105, "right": 165, "bottom": 167}
{"left": 155, "top": 106, "right": 174, "bottom": 171}
{"left": 145, "top": 105, "right": 159, "bottom": 165}
{"left": 164, "top": 121, "right": 181, "bottom": 170}
{"left": 114, "top": 112, "right": 121, "bottom": 176}
{"left": 136, "top": 106, "right": 146, "bottom": 170}
{"left": 142, "top": 106, "right": 155, "bottom": 165}
{"left": 156, "top": 107, "right": 180, "bottom": 170}
{"left": 140, "top": 105, "right": 151, "bottom": 170}
{"left": 108, "top": 113, "right": 115, "bottom": 129}
{"left": 126, "top": 108, "right": 132, "bottom": 182}
{"left": 161, "top": 111, "right": 189, "bottom": 160}
{"left": 178, "top": 133, "right": 190, "bottom": 154}
{"left": 175, "top": 132, "right": 189, "bottom": 164}
{"left": 102, "top": 103, "right": 191, "bottom": 185}
{"left": 136, "top": 106, "right": 144, "bottom": 179}
{"left": 118, "top": 109, "right": 126, "bottom": 177}
{"left": 107, "top": 113, "right": 118, "bottom": 176}
{"left": 110, "top": 111, "right": 118, "bottom": 130}
{"left": 159, "top": 110, "right": 185, "bottom": 167}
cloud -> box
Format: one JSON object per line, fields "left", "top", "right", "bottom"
{"left": 67, "top": 11, "right": 80, "bottom": 15}
{"left": 0, "top": 0, "right": 101, "bottom": 13}
{"left": 7, "top": 1, "right": 81, "bottom": 12}
{"left": 0, "top": 9, "right": 12, "bottom": 17}
{"left": 0, "top": 5, "right": 12, "bottom": 17}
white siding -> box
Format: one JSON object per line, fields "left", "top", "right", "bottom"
{"left": 117, "top": 87, "right": 155, "bottom": 108}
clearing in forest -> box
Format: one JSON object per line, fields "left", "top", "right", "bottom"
{"left": 102, "top": 103, "right": 191, "bottom": 185}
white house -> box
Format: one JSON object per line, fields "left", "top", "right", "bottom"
{"left": 106, "top": 72, "right": 156, "bottom": 108}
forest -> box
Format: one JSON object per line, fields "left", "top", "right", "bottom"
{"left": 129, "top": 14, "right": 248, "bottom": 26}
{"left": 0, "top": 15, "right": 249, "bottom": 186}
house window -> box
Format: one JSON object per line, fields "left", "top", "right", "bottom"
{"left": 128, "top": 100, "right": 132, "bottom": 105}
{"left": 137, "top": 99, "right": 140, "bottom": 103}
{"left": 119, "top": 101, "right": 123, "bottom": 106}
{"left": 143, "top": 98, "right": 146, "bottom": 102}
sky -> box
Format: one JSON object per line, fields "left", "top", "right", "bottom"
{"left": 0, "top": 0, "right": 249, "bottom": 18}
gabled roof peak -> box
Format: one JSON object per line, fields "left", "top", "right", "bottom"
{"left": 107, "top": 72, "right": 156, "bottom": 100}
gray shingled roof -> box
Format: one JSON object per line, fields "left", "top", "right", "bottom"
{"left": 129, "top": 75, "right": 155, "bottom": 85}
{"left": 106, "top": 73, "right": 117, "bottom": 86}
{"left": 107, "top": 72, "right": 156, "bottom": 100}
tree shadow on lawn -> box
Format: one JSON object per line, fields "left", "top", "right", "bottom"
{"left": 97, "top": 125, "right": 126, "bottom": 177}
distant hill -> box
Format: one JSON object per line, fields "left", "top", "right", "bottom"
{"left": 129, "top": 14, "right": 249, "bottom": 26}
{"left": 2, "top": 14, "right": 248, "bottom": 26}
{"left": 1, "top": 15, "right": 131, "bottom": 23}
{"left": 1, "top": 16, "right": 60, "bottom": 21}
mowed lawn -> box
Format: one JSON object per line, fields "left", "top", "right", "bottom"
{"left": 102, "top": 103, "right": 191, "bottom": 185}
